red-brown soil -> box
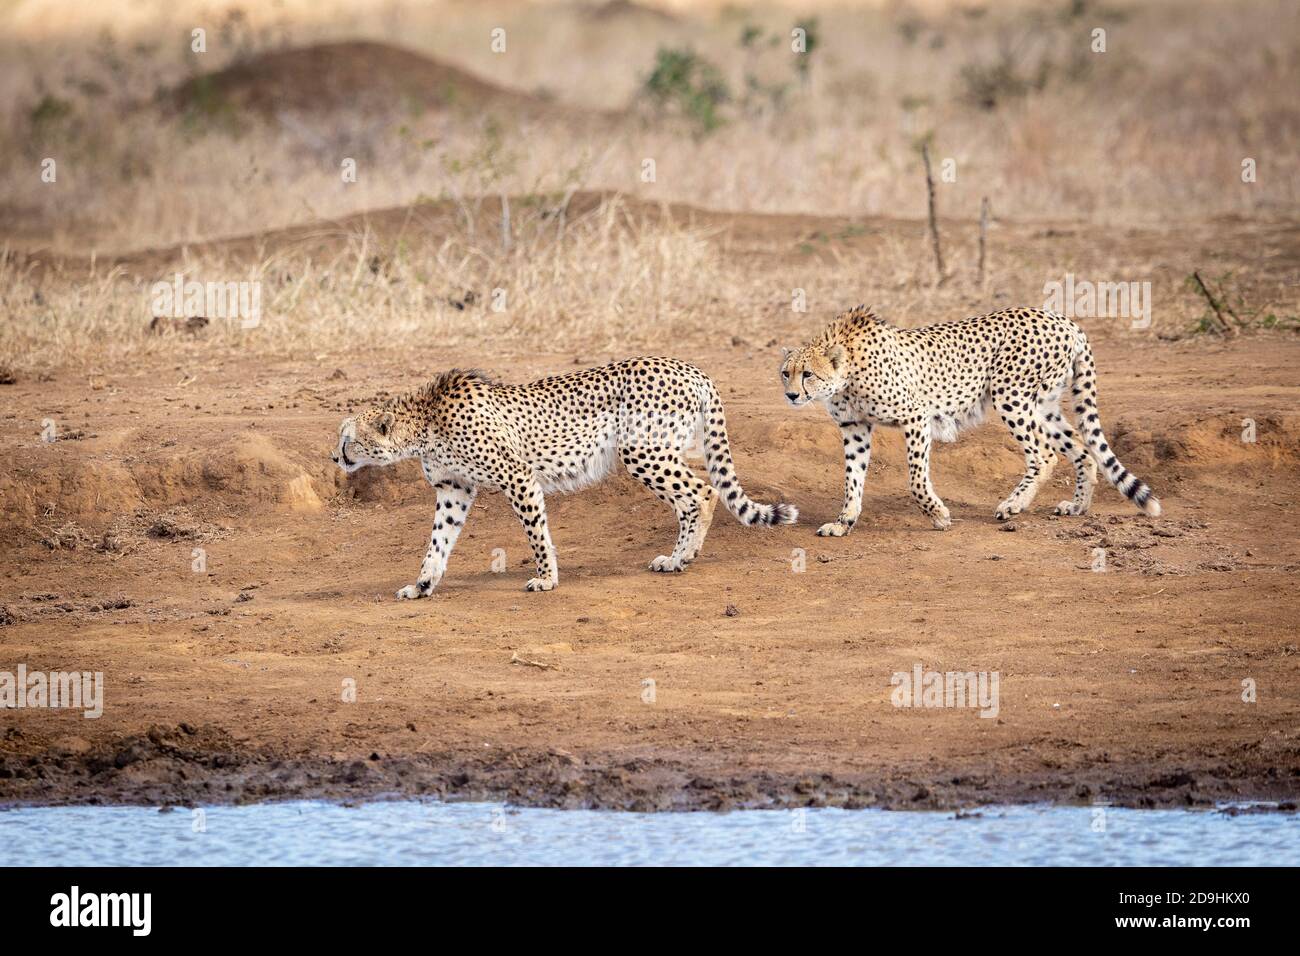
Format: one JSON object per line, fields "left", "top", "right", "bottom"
{"left": 2, "top": 311, "right": 1299, "bottom": 809}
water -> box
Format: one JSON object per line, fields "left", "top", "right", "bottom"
{"left": 2, "top": 801, "right": 1295, "bottom": 866}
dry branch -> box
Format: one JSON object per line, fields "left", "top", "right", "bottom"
{"left": 1191, "top": 271, "right": 1237, "bottom": 336}
{"left": 920, "top": 143, "right": 946, "bottom": 284}
{"left": 977, "top": 196, "right": 990, "bottom": 285}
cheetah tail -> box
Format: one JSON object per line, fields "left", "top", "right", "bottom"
{"left": 696, "top": 378, "right": 798, "bottom": 527}
{"left": 1071, "top": 334, "right": 1162, "bottom": 517}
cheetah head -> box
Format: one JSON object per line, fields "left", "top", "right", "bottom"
{"left": 779, "top": 344, "right": 847, "bottom": 406}
{"left": 332, "top": 404, "right": 419, "bottom": 473}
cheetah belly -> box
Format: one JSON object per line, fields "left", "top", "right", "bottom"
{"left": 535, "top": 431, "right": 619, "bottom": 493}
{"left": 516, "top": 403, "right": 623, "bottom": 495}
{"left": 931, "top": 394, "right": 993, "bottom": 443}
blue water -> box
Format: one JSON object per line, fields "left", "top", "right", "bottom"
{"left": 3, "top": 801, "right": 1297, "bottom": 865}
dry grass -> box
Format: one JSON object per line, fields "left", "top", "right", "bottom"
{"left": 0, "top": 197, "right": 744, "bottom": 371}
{"left": 0, "top": 0, "right": 1297, "bottom": 374}
{"left": 2, "top": 0, "right": 1297, "bottom": 253}
{"left": 12, "top": 187, "right": 1291, "bottom": 376}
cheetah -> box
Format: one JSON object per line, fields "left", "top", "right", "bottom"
{"left": 331, "top": 358, "right": 796, "bottom": 596}
{"left": 779, "top": 305, "right": 1161, "bottom": 534}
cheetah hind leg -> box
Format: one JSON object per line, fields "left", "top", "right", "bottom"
{"left": 1053, "top": 457, "right": 1097, "bottom": 516}
{"left": 994, "top": 401, "right": 1057, "bottom": 521}
{"left": 622, "top": 447, "right": 713, "bottom": 572}
{"left": 1038, "top": 398, "right": 1097, "bottom": 516}
{"left": 684, "top": 485, "right": 718, "bottom": 563}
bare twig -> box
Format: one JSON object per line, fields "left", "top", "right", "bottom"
{"left": 1191, "top": 270, "right": 1236, "bottom": 336}
{"left": 510, "top": 650, "right": 556, "bottom": 671}
{"left": 977, "top": 196, "right": 990, "bottom": 285}
{"left": 500, "top": 192, "right": 512, "bottom": 253}
{"left": 549, "top": 185, "right": 580, "bottom": 248}
{"left": 920, "top": 143, "right": 946, "bottom": 283}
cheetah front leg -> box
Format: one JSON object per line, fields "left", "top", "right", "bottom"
{"left": 903, "top": 418, "right": 951, "bottom": 530}
{"left": 818, "top": 420, "right": 873, "bottom": 537}
{"left": 502, "top": 469, "right": 559, "bottom": 592}
{"left": 396, "top": 479, "right": 477, "bottom": 599}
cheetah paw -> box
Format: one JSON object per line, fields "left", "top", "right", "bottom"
{"left": 1054, "top": 501, "right": 1085, "bottom": 516}
{"left": 396, "top": 583, "right": 429, "bottom": 600}
{"left": 525, "top": 577, "right": 557, "bottom": 592}
{"left": 817, "top": 521, "right": 850, "bottom": 537}
{"left": 994, "top": 501, "right": 1022, "bottom": 522}
{"left": 649, "top": 555, "right": 685, "bottom": 573}
{"left": 931, "top": 505, "right": 952, "bottom": 531}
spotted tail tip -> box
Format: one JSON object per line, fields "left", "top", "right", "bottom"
{"left": 772, "top": 502, "right": 799, "bottom": 525}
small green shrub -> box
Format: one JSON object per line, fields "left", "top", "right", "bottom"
{"left": 642, "top": 47, "right": 730, "bottom": 135}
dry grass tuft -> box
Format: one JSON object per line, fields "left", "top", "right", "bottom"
{"left": 1, "top": 197, "right": 738, "bottom": 371}
{"left": 0, "top": 0, "right": 1296, "bottom": 374}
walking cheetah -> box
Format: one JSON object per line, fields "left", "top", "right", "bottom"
{"left": 779, "top": 305, "right": 1161, "bottom": 533}
{"left": 331, "top": 358, "right": 796, "bottom": 596}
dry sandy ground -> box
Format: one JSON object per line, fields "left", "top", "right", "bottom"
{"left": 2, "top": 208, "right": 1299, "bottom": 811}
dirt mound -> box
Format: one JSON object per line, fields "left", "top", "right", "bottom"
{"left": 585, "top": 0, "right": 680, "bottom": 23}
{"left": 16, "top": 191, "right": 871, "bottom": 274}
{"left": 2, "top": 431, "right": 327, "bottom": 530}
{"left": 165, "top": 41, "right": 562, "bottom": 119}
{"left": 8, "top": 412, "right": 1298, "bottom": 535}
{"left": 339, "top": 458, "right": 426, "bottom": 505}
{"left": 184, "top": 431, "right": 325, "bottom": 512}
{"left": 1111, "top": 414, "right": 1300, "bottom": 473}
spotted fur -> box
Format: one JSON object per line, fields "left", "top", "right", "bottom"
{"left": 780, "top": 305, "right": 1161, "bottom": 533}
{"left": 332, "top": 358, "right": 796, "bottom": 596}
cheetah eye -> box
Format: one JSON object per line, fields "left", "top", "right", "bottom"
{"left": 802, "top": 370, "right": 812, "bottom": 380}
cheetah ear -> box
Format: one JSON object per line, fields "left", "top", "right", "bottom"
{"left": 376, "top": 411, "right": 395, "bottom": 437}
{"left": 780, "top": 347, "right": 791, "bottom": 360}
{"left": 826, "top": 344, "right": 847, "bottom": 371}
